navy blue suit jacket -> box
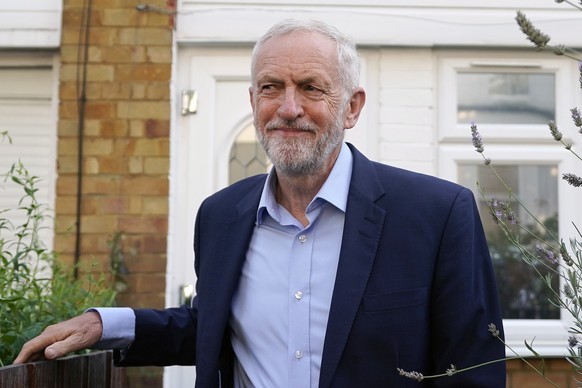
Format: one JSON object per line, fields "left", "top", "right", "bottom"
{"left": 117, "top": 144, "right": 506, "bottom": 387}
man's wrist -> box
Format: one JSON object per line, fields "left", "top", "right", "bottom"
{"left": 86, "top": 307, "right": 135, "bottom": 350}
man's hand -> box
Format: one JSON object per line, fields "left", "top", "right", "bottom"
{"left": 13, "top": 311, "right": 103, "bottom": 364}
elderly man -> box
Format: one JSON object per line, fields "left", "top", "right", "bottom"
{"left": 16, "top": 19, "right": 505, "bottom": 387}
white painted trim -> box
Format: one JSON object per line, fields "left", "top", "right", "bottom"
{"left": 438, "top": 50, "right": 580, "bottom": 143}
{"left": 176, "top": 2, "right": 582, "bottom": 47}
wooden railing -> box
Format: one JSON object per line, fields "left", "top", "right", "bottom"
{"left": 0, "top": 351, "right": 125, "bottom": 388}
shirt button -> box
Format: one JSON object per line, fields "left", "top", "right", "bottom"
{"left": 294, "top": 291, "right": 303, "bottom": 300}
{"left": 299, "top": 235, "right": 307, "bottom": 243}
{"left": 295, "top": 350, "right": 303, "bottom": 359}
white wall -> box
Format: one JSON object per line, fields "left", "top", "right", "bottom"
{"left": 0, "top": 0, "right": 62, "bottom": 48}
{"left": 177, "top": 1, "right": 582, "bottom": 47}
{"left": 377, "top": 48, "right": 436, "bottom": 175}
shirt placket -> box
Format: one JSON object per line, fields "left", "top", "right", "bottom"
{"left": 288, "top": 228, "right": 314, "bottom": 387}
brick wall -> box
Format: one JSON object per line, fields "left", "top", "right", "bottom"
{"left": 57, "top": 0, "right": 175, "bottom": 386}
{"left": 506, "top": 358, "right": 579, "bottom": 387}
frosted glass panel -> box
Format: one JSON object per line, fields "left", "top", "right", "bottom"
{"left": 457, "top": 72, "right": 555, "bottom": 125}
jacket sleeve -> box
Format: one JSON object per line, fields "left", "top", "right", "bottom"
{"left": 114, "top": 303, "right": 198, "bottom": 367}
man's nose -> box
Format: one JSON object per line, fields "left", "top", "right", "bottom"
{"left": 277, "top": 88, "right": 304, "bottom": 120}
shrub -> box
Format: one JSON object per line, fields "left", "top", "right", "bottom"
{"left": 0, "top": 132, "right": 117, "bottom": 366}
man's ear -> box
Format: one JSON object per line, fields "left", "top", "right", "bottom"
{"left": 344, "top": 88, "right": 366, "bottom": 129}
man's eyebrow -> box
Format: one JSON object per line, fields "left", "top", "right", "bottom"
{"left": 256, "top": 74, "right": 282, "bottom": 84}
{"left": 297, "top": 76, "right": 317, "bottom": 85}
{"left": 297, "top": 76, "right": 331, "bottom": 89}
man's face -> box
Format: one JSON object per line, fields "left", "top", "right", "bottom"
{"left": 250, "top": 31, "right": 349, "bottom": 177}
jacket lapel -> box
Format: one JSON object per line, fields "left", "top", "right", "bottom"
{"left": 319, "top": 145, "right": 387, "bottom": 388}
{"left": 195, "top": 177, "right": 265, "bottom": 386}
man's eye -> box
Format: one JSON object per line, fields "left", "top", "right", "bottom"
{"left": 260, "top": 85, "right": 277, "bottom": 94}
{"left": 304, "top": 85, "right": 324, "bottom": 97}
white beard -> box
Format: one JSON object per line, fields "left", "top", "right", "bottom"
{"left": 255, "top": 113, "right": 345, "bottom": 177}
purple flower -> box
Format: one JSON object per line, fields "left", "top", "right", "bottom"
{"left": 571, "top": 108, "right": 582, "bottom": 132}
{"left": 536, "top": 244, "right": 558, "bottom": 265}
{"left": 548, "top": 121, "right": 562, "bottom": 141}
{"left": 470, "top": 122, "right": 485, "bottom": 153}
{"left": 488, "top": 323, "right": 500, "bottom": 337}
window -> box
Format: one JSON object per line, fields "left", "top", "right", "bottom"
{"left": 439, "top": 54, "right": 575, "bottom": 141}
{"left": 458, "top": 163, "right": 559, "bottom": 320}
{"left": 438, "top": 52, "right": 581, "bottom": 355}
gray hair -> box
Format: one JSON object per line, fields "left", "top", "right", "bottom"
{"left": 250, "top": 19, "right": 361, "bottom": 99}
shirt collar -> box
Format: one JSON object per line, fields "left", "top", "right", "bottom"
{"left": 256, "top": 142, "right": 353, "bottom": 225}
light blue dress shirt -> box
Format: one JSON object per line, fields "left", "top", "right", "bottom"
{"left": 94, "top": 142, "right": 353, "bottom": 388}
{"left": 230, "top": 142, "right": 352, "bottom": 388}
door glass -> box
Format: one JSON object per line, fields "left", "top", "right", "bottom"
{"left": 457, "top": 72, "right": 555, "bottom": 125}
{"left": 458, "top": 163, "right": 560, "bottom": 319}
{"left": 229, "top": 123, "right": 271, "bottom": 184}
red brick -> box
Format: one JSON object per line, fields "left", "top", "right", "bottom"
{"left": 96, "top": 156, "right": 129, "bottom": 174}
{"left": 59, "top": 101, "right": 80, "bottom": 119}
{"left": 101, "top": 46, "right": 134, "bottom": 63}
{"left": 144, "top": 119, "right": 170, "bottom": 137}
{"left": 125, "top": 254, "right": 167, "bottom": 273}
{"left": 120, "top": 176, "right": 168, "bottom": 195}
{"left": 89, "top": 27, "right": 119, "bottom": 46}
{"left": 82, "top": 176, "right": 121, "bottom": 194}
{"left": 59, "top": 81, "right": 78, "bottom": 100}
{"left": 85, "top": 102, "right": 116, "bottom": 119}
{"left": 118, "top": 216, "right": 167, "bottom": 233}
{"left": 509, "top": 371, "right": 568, "bottom": 388}
{"left": 101, "top": 8, "right": 139, "bottom": 27}
{"left": 100, "top": 119, "right": 129, "bottom": 137}
{"left": 99, "top": 197, "right": 130, "bottom": 214}
{"left": 56, "top": 176, "right": 79, "bottom": 195}
{"left": 116, "top": 64, "right": 171, "bottom": 82}
{"left": 136, "top": 273, "right": 166, "bottom": 293}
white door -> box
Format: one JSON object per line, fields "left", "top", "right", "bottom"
{"left": 166, "top": 47, "right": 255, "bottom": 387}
{"left": 166, "top": 47, "right": 376, "bottom": 387}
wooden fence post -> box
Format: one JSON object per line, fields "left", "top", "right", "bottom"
{"left": 0, "top": 351, "right": 125, "bottom": 388}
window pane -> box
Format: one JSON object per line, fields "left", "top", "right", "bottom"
{"left": 229, "top": 124, "right": 271, "bottom": 184}
{"left": 457, "top": 72, "right": 555, "bottom": 125}
{"left": 458, "top": 163, "right": 560, "bottom": 319}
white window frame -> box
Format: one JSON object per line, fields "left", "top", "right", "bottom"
{"left": 438, "top": 50, "right": 582, "bottom": 356}
{"left": 438, "top": 52, "right": 579, "bottom": 142}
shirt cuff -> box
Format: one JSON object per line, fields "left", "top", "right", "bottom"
{"left": 87, "top": 307, "right": 135, "bottom": 350}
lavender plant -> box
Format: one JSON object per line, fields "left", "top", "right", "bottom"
{"left": 399, "top": 3, "right": 582, "bottom": 385}
{"left": 470, "top": 120, "right": 582, "bottom": 383}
